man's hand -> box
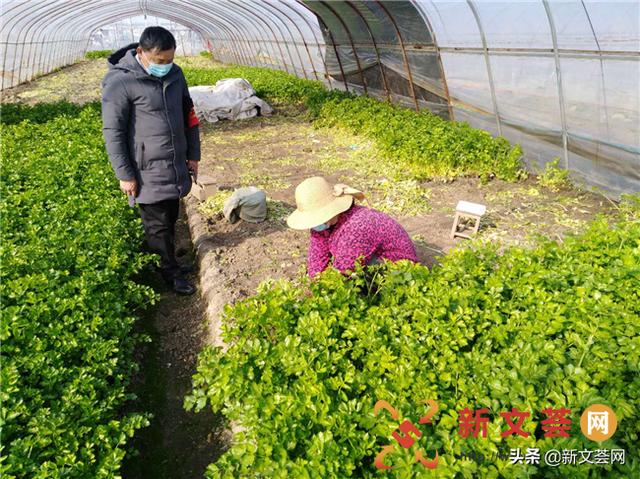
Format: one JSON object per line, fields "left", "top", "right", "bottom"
{"left": 187, "top": 160, "right": 199, "bottom": 182}
{"left": 120, "top": 179, "right": 138, "bottom": 196}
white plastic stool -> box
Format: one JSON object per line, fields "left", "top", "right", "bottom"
{"left": 451, "top": 200, "right": 487, "bottom": 239}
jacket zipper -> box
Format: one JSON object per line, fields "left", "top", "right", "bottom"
{"left": 161, "top": 78, "right": 181, "bottom": 196}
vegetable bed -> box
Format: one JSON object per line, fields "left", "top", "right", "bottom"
{"left": 1, "top": 102, "right": 157, "bottom": 478}
{"left": 186, "top": 203, "right": 640, "bottom": 478}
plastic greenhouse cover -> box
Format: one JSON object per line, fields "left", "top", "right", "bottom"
{"left": 581, "top": 0, "right": 640, "bottom": 51}
{"left": 203, "top": 0, "right": 324, "bottom": 78}
{"left": 416, "top": 1, "right": 482, "bottom": 48}
{"left": 439, "top": 52, "right": 496, "bottom": 115}
{"left": 471, "top": 1, "right": 555, "bottom": 49}
{"left": 417, "top": 0, "right": 639, "bottom": 52}
{"left": 412, "top": 0, "right": 639, "bottom": 197}
{"left": 307, "top": 0, "right": 450, "bottom": 115}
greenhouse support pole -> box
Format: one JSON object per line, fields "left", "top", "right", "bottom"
{"left": 1, "top": 41, "right": 8, "bottom": 89}
{"left": 178, "top": 23, "right": 188, "bottom": 56}
{"left": 62, "top": 36, "right": 75, "bottom": 71}
{"left": 115, "top": 21, "right": 121, "bottom": 55}
{"left": 542, "top": 0, "right": 570, "bottom": 170}
{"left": 318, "top": 0, "right": 368, "bottom": 95}
{"left": 84, "top": 36, "right": 92, "bottom": 58}
{"left": 317, "top": 14, "right": 349, "bottom": 92}
{"left": 373, "top": 0, "right": 420, "bottom": 111}
{"left": 0, "top": 43, "right": 6, "bottom": 89}
{"left": 296, "top": 1, "right": 349, "bottom": 91}
{"left": 63, "top": 39, "right": 71, "bottom": 66}
{"left": 466, "top": 0, "right": 503, "bottom": 136}
{"left": 345, "top": 0, "right": 391, "bottom": 102}
{"left": 63, "top": 37, "right": 74, "bottom": 67}
{"left": 277, "top": 0, "right": 329, "bottom": 84}
{"left": 410, "top": 0, "right": 453, "bottom": 119}
{"left": 436, "top": 46, "right": 638, "bottom": 57}
{"left": 581, "top": 0, "right": 611, "bottom": 143}
{"left": 264, "top": 0, "right": 318, "bottom": 80}
{"left": 15, "top": 42, "right": 25, "bottom": 86}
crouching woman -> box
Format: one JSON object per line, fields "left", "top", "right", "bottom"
{"left": 286, "top": 176, "right": 418, "bottom": 278}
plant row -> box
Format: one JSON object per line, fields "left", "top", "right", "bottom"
{"left": 1, "top": 102, "right": 156, "bottom": 478}
{"left": 84, "top": 50, "right": 113, "bottom": 60}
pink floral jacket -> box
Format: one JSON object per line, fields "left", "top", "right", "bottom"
{"left": 308, "top": 205, "right": 418, "bottom": 277}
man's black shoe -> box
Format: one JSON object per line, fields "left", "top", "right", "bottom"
{"left": 171, "top": 277, "right": 196, "bottom": 295}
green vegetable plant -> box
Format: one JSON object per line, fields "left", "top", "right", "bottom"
{"left": 537, "top": 158, "right": 572, "bottom": 192}
{"left": 1, "top": 102, "right": 157, "bottom": 478}
{"left": 0, "top": 101, "right": 86, "bottom": 125}
{"left": 84, "top": 49, "right": 113, "bottom": 60}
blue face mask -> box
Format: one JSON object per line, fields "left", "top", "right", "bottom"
{"left": 312, "top": 223, "right": 330, "bottom": 232}
{"left": 142, "top": 51, "right": 173, "bottom": 78}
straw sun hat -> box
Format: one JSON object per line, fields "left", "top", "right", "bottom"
{"left": 287, "top": 177, "right": 365, "bottom": 230}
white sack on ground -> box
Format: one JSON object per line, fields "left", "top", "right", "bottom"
{"left": 188, "top": 78, "right": 273, "bottom": 123}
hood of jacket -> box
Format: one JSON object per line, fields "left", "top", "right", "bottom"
{"left": 107, "top": 42, "right": 141, "bottom": 71}
{"left": 107, "top": 42, "right": 178, "bottom": 80}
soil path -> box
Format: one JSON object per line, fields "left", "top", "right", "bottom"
{"left": 122, "top": 210, "right": 228, "bottom": 479}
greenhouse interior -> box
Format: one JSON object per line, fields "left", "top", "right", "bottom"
{"left": 1, "top": 1, "right": 639, "bottom": 479}
{"left": 2, "top": 0, "right": 639, "bottom": 195}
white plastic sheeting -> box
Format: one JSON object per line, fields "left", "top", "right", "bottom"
{"left": 189, "top": 79, "right": 273, "bottom": 122}
{"left": 1, "top": 0, "right": 638, "bottom": 197}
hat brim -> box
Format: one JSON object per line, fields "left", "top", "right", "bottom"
{"left": 286, "top": 195, "right": 353, "bottom": 230}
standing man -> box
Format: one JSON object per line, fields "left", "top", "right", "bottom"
{"left": 101, "top": 26, "right": 201, "bottom": 295}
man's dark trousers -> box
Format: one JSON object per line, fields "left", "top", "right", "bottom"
{"left": 138, "top": 199, "right": 180, "bottom": 282}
